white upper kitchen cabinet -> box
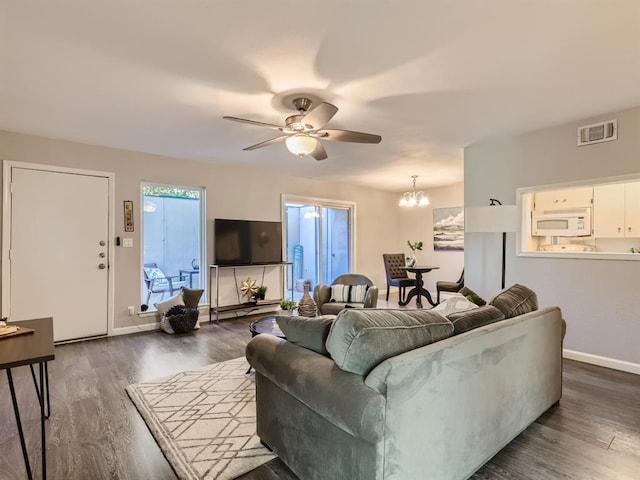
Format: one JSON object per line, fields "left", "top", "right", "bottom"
{"left": 593, "top": 182, "right": 640, "bottom": 238}
{"left": 624, "top": 182, "right": 640, "bottom": 237}
{"left": 534, "top": 187, "right": 593, "bottom": 212}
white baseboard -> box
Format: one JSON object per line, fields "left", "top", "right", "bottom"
{"left": 111, "top": 321, "right": 159, "bottom": 336}
{"left": 563, "top": 349, "right": 640, "bottom": 375}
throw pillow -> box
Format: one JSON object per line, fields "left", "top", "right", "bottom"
{"left": 326, "top": 309, "right": 454, "bottom": 376}
{"left": 489, "top": 284, "right": 538, "bottom": 318}
{"left": 447, "top": 305, "right": 505, "bottom": 335}
{"left": 165, "top": 305, "right": 199, "bottom": 334}
{"left": 458, "top": 286, "right": 487, "bottom": 306}
{"left": 275, "top": 315, "right": 335, "bottom": 356}
{"left": 156, "top": 293, "right": 185, "bottom": 334}
{"left": 155, "top": 293, "right": 184, "bottom": 316}
{"left": 181, "top": 287, "right": 204, "bottom": 308}
{"left": 432, "top": 296, "right": 479, "bottom": 316}
{"left": 144, "top": 267, "right": 169, "bottom": 287}
{"left": 330, "top": 284, "right": 350, "bottom": 302}
{"left": 144, "top": 266, "right": 165, "bottom": 279}
{"left": 349, "top": 284, "right": 367, "bottom": 303}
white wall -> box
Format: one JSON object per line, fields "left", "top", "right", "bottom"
{"left": 464, "top": 106, "right": 640, "bottom": 369}
{"left": 398, "top": 182, "right": 464, "bottom": 293}
{"left": 0, "top": 130, "right": 402, "bottom": 331}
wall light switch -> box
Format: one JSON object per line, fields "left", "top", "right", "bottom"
{"left": 122, "top": 238, "right": 134, "bottom": 248}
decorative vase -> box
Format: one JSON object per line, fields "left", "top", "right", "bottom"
{"left": 297, "top": 283, "right": 318, "bottom": 317}
{"left": 406, "top": 254, "right": 417, "bottom": 267}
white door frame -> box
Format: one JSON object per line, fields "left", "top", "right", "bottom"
{"left": 2, "top": 160, "right": 115, "bottom": 336}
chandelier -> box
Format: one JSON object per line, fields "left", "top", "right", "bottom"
{"left": 399, "top": 175, "right": 429, "bottom": 207}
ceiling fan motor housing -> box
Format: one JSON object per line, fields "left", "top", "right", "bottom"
{"left": 292, "top": 97, "right": 312, "bottom": 113}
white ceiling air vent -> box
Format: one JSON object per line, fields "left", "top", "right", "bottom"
{"left": 577, "top": 119, "right": 617, "bottom": 146}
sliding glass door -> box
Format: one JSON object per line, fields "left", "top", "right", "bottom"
{"left": 282, "top": 196, "right": 354, "bottom": 300}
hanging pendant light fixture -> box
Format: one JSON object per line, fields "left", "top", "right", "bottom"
{"left": 399, "top": 175, "right": 429, "bottom": 207}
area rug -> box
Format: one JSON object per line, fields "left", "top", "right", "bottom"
{"left": 126, "top": 357, "right": 275, "bottom": 480}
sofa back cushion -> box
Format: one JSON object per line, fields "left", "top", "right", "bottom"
{"left": 447, "top": 305, "right": 505, "bottom": 335}
{"left": 275, "top": 315, "right": 336, "bottom": 356}
{"left": 489, "top": 284, "right": 538, "bottom": 318}
{"left": 458, "top": 286, "right": 487, "bottom": 306}
{"left": 326, "top": 309, "right": 454, "bottom": 376}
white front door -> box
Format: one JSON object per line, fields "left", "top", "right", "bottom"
{"left": 5, "top": 165, "right": 111, "bottom": 341}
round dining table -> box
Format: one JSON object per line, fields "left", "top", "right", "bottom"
{"left": 398, "top": 265, "right": 440, "bottom": 308}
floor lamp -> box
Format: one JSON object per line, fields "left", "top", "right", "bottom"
{"left": 465, "top": 199, "right": 520, "bottom": 289}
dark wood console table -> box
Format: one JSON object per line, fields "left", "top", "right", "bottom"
{"left": 398, "top": 266, "right": 440, "bottom": 308}
{"left": 0, "top": 317, "right": 54, "bottom": 480}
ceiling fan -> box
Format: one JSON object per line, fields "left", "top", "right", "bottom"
{"left": 223, "top": 97, "right": 382, "bottom": 161}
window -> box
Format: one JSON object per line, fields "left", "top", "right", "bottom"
{"left": 142, "top": 183, "right": 206, "bottom": 307}
{"left": 282, "top": 195, "right": 354, "bottom": 299}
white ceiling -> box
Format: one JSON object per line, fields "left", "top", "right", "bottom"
{"left": 1, "top": 1, "right": 639, "bottom": 192}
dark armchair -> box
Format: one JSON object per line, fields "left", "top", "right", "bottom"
{"left": 313, "top": 274, "right": 378, "bottom": 315}
{"left": 382, "top": 253, "right": 416, "bottom": 303}
{"left": 143, "top": 263, "right": 188, "bottom": 304}
{"left": 436, "top": 269, "right": 464, "bottom": 304}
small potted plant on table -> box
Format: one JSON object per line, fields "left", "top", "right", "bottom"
{"left": 279, "top": 299, "right": 298, "bottom": 315}
{"left": 255, "top": 285, "right": 268, "bottom": 303}
{"left": 406, "top": 240, "right": 423, "bottom": 266}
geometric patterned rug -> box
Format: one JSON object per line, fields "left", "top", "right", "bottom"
{"left": 126, "top": 357, "right": 276, "bottom": 479}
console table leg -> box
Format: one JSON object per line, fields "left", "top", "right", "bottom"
{"left": 7, "top": 369, "right": 34, "bottom": 480}
{"left": 39, "top": 363, "right": 47, "bottom": 480}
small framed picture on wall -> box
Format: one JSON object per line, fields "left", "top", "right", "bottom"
{"left": 124, "top": 200, "right": 134, "bottom": 232}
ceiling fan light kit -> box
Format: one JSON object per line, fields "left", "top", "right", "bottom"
{"left": 285, "top": 134, "right": 318, "bottom": 157}
{"left": 223, "top": 96, "right": 381, "bottom": 161}
{"left": 399, "top": 175, "right": 429, "bottom": 207}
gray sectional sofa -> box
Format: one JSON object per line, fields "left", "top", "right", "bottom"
{"left": 246, "top": 285, "right": 565, "bottom": 480}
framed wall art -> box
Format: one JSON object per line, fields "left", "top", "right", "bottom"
{"left": 124, "top": 200, "right": 134, "bottom": 232}
{"left": 433, "top": 206, "right": 464, "bottom": 251}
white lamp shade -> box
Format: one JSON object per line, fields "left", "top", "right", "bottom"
{"left": 465, "top": 205, "right": 520, "bottom": 233}
{"left": 285, "top": 134, "right": 317, "bottom": 156}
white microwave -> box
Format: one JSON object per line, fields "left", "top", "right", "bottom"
{"left": 532, "top": 207, "right": 592, "bottom": 237}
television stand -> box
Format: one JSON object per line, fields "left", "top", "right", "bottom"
{"left": 208, "top": 263, "right": 294, "bottom": 322}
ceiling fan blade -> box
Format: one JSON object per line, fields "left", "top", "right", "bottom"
{"left": 223, "top": 116, "right": 284, "bottom": 131}
{"left": 302, "top": 102, "right": 338, "bottom": 130}
{"left": 310, "top": 140, "right": 328, "bottom": 161}
{"left": 243, "top": 135, "right": 289, "bottom": 151}
{"left": 317, "top": 129, "right": 382, "bottom": 144}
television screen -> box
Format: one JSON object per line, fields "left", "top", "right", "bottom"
{"left": 214, "top": 219, "right": 283, "bottom": 266}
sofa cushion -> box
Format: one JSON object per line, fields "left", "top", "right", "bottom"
{"left": 447, "top": 305, "right": 505, "bottom": 335}
{"left": 432, "top": 296, "right": 479, "bottom": 316}
{"left": 326, "top": 309, "right": 454, "bottom": 376}
{"left": 320, "top": 302, "right": 364, "bottom": 316}
{"left": 275, "top": 315, "right": 336, "bottom": 356}
{"left": 458, "top": 286, "right": 487, "bottom": 306}
{"left": 489, "top": 284, "right": 538, "bottom": 318}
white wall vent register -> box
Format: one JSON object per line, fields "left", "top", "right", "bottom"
{"left": 577, "top": 119, "right": 617, "bottom": 146}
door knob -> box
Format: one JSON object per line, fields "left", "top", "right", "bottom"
{"left": 99, "top": 252, "right": 106, "bottom": 258}
{"left": 98, "top": 263, "right": 106, "bottom": 269}
{"left": 99, "top": 240, "right": 106, "bottom": 246}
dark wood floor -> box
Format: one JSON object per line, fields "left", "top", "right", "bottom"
{"left": 0, "top": 313, "right": 638, "bottom": 480}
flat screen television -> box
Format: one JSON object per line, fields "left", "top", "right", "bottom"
{"left": 214, "top": 219, "right": 283, "bottom": 266}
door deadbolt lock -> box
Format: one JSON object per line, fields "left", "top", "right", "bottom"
{"left": 99, "top": 240, "right": 106, "bottom": 246}
{"left": 98, "top": 263, "right": 106, "bottom": 269}
{"left": 99, "top": 252, "right": 106, "bottom": 258}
